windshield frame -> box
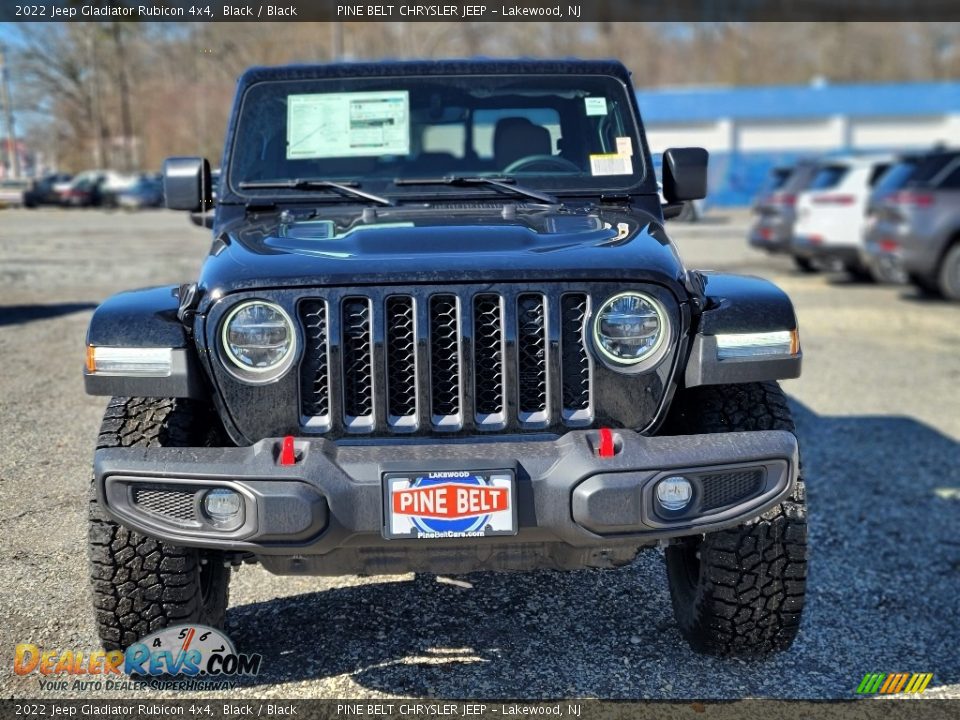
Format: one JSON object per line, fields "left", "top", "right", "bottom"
{"left": 221, "top": 72, "right": 656, "bottom": 205}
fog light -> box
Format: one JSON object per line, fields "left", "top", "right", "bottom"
{"left": 656, "top": 476, "right": 693, "bottom": 512}
{"left": 203, "top": 488, "right": 243, "bottom": 528}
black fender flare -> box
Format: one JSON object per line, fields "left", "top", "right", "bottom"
{"left": 684, "top": 272, "right": 802, "bottom": 387}
{"left": 84, "top": 286, "right": 207, "bottom": 399}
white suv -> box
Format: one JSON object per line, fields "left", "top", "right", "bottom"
{"left": 790, "top": 154, "right": 893, "bottom": 277}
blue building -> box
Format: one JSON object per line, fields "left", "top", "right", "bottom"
{"left": 636, "top": 81, "right": 960, "bottom": 206}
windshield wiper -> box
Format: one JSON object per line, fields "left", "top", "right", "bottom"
{"left": 394, "top": 176, "right": 558, "bottom": 205}
{"left": 238, "top": 178, "right": 393, "bottom": 206}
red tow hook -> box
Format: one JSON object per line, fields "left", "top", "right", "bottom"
{"left": 279, "top": 435, "right": 297, "bottom": 466}
{"left": 597, "top": 427, "right": 615, "bottom": 458}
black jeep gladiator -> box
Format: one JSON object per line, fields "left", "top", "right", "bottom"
{"left": 85, "top": 59, "right": 806, "bottom": 656}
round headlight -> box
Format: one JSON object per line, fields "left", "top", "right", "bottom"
{"left": 593, "top": 292, "right": 666, "bottom": 365}
{"left": 221, "top": 300, "right": 295, "bottom": 379}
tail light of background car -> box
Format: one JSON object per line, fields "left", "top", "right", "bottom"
{"left": 891, "top": 190, "right": 934, "bottom": 207}
{"left": 812, "top": 194, "right": 856, "bottom": 205}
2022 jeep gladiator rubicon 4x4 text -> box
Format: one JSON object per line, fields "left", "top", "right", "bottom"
{"left": 84, "top": 60, "right": 806, "bottom": 656}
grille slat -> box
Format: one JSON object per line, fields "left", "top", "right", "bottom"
{"left": 560, "top": 294, "right": 592, "bottom": 422}
{"left": 429, "top": 294, "right": 462, "bottom": 427}
{"left": 341, "top": 298, "right": 374, "bottom": 428}
{"left": 473, "top": 294, "right": 505, "bottom": 425}
{"left": 385, "top": 296, "right": 418, "bottom": 428}
{"left": 517, "top": 293, "right": 548, "bottom": 422}
{"left": 299, "top": 287, "right": 593, "bottom": 435}
{"left": 299, "top": 301, "right": 331, "bottom": 429}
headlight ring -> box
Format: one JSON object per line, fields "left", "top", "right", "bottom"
{"left": 219, "top": 300, "right": 297, "bottom": 383}
{"left": 592, "top": 291, "right": 668, "bottom": 368}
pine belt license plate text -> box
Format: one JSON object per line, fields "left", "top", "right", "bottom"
{"left": 383, "top": 471, "right": 516, "bottom": 540}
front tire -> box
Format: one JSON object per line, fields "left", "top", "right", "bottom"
{"left": 938, "top": 243, "right": 960, "bottom": 301}
{"left": 88, "top": 397, "right": 231, "bottom": 650}
{"left": 792, "top": 255, "right": 816, "bottom": 273}
{"left": 662, "top": 382, "right": 808, "bottom": 656}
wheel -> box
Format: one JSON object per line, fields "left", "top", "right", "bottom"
{"left": 792, "top": 256, "right": 816, "bottom": 273}
{"left": 89, "top": 397, "right": 231, "bottom": 650}
{"left": 662, "top": 382, "right": 808, "bottom": 656}
{"left": 937, "top": 243, "right": 960, "bottom": 301}
{"left": 869, "top": 257, "right": 907, "bottom": 285}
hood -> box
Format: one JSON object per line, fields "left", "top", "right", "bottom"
{"left": 196, "top": 203, "right": 686, "bottom": 301}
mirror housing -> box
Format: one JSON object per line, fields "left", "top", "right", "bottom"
{"left": 163, "top": 157, "right": 211, "bottom": 212}
{"left": 662, "top": 147, "right": 708, "bottom": 203}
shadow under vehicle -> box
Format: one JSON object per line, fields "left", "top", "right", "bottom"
{"left": 82, "top": 59, "right": 807, "bottom": 658}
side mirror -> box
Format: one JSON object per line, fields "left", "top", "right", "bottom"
{"left": 662, "top": 147, "right": 708, "bottom": 203}
{"left": 163, "top": 157, "right": 212, "bottom": 212}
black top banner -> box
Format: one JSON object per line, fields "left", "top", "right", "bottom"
{"left": 2, "top": 0, "right": 960, "bottom": 22}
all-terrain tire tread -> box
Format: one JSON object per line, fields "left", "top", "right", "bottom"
{"left": 664, "top": 382, "right": 808, "bottom": 656}
{"left": 88, "top": 397, "right": 229, "bottom": 650}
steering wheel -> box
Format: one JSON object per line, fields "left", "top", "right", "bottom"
{"left": 503, "top": 154, "right": 581, "bottom": 174}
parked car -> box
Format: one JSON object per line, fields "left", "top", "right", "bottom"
{"left": 61, "top": 173, "right": 105, "bottom": 207}
{"left": 0, "top": 178, "right": 30, "bottom": 208}
{"left": 791, "top": 154, "right": 893, "bottom": 278}
{"left": 748, "top": 160, "right": 818, "bottom": 264}
{"left": 863, "top": 148, "right": 960, "bottom": 299}
{"left": 117, "top": 175, "right": 164, "bottom": 209}
{"left": 62, "top": 170, "right": 137, "bottom": 207}
{"left": 100, "top": 172, "right": 139, "bottom": 208}
{"left": 860, "top": 154, "right": 924, "bottom": 283}
{"left": 24, "top": 173, "right": 73, "bottom": 207}
{"left": 84, "top": 59, "right": 807, "bottom": 657}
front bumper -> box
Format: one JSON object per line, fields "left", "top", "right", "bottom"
{"left": 94, "top": 429, "right": 799, "bottom": 573}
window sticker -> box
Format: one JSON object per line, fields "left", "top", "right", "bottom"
{"left": 590, "top": 153, "right": 633, "bottom": 176}
{"left": 616, "top": 136, "right": 634, "bottom": 157}
{"left": 584, "top": 97, "right": 608, "bottom": 116}
{"left": 286, "top": 91, "right": 410, "bottom": 159}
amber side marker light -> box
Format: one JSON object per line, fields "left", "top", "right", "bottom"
{"left": 85, "top": 346, "right": 173, "bottom": 377}
{"left": 715, "top": 329, "right": 800, "bottom": 360}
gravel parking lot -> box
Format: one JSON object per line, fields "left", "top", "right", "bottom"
{"left": 1, "top": 208, "right": 958, "bottom": 700}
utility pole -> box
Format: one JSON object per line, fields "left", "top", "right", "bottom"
{"left": 0, "top": 44, "right": 22, "bottom": 178}
{"left": 331, "top": 22, "right": 343, "bottom": 60}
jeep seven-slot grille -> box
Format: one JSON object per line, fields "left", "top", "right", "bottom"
{"left": 298, "top": 289, "right": 592, "bottom": 435}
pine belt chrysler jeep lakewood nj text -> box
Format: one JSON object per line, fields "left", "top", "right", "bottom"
{"left": 84, "top": 59, "right": 808, "bottom": 656}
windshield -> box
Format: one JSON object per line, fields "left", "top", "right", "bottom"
{"left": 228, "top": 73, "right": 649, "bottom": 200}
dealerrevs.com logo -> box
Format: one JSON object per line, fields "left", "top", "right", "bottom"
{"left": 15, "top": 624, "right": 261, "bottom": 691}
{"left": 856, "top": 673, "right": 933, "bottom": 695}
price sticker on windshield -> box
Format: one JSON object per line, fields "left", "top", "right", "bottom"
{"left": 585, "top": 97, "right": 608, "bottom": 116}
{"left": 590, "top": 153, "right": 633, "bottom": 176}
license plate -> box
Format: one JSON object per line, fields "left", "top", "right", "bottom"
{"left": 383, "top": 470, "right": 516, "bottom": 540}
